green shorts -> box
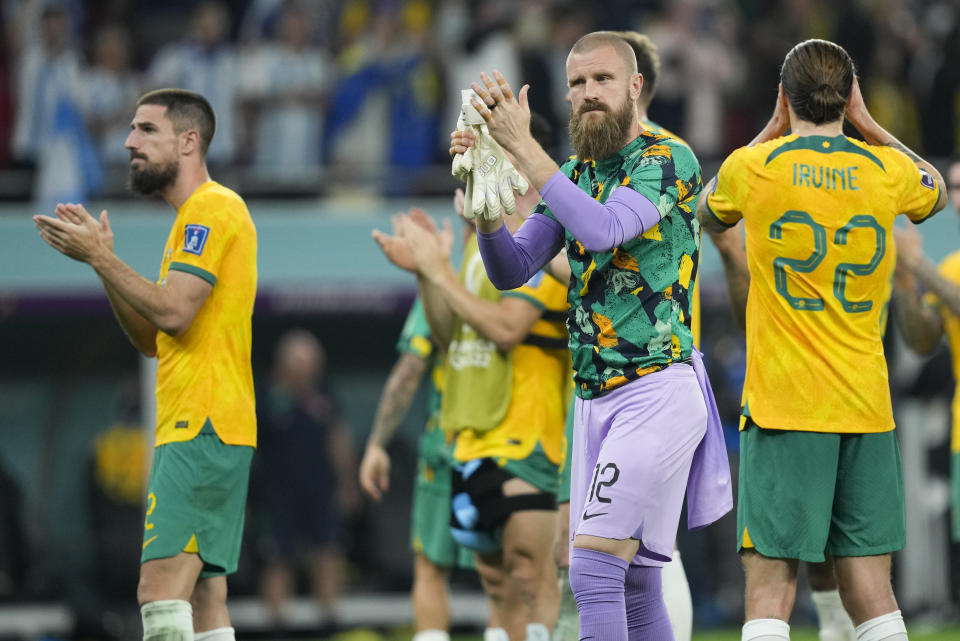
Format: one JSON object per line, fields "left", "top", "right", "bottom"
{"left": 411, "top": 428, "right": 474, "bottom": 569}
{"left": 737, "top": 419, "right": 905, "bottom": 562}
{"left": 142, "top": 421, "right": 254, "bottom": 577}
{"left": 502, "top": 441, "right": 560, "bottom": 495}
{"left": 557, "top": 397, "right": 575, "bottom": 504}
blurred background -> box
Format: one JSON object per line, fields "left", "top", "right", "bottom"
{"left": 0, "top": 0, "right": 959, "bottom": 639}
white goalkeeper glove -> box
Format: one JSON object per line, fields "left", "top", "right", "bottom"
{"left": 470, "top": 128, "right": 528, "bottom": 221}
{"left": 451, "top": 89, "right": 528, "bottom": 221}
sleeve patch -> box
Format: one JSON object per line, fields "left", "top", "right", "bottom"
{"left": 920, "top": 170, "right": 936, "bottom": 190}
{"left": 183, "top": 224, "right": 210, "bottom": 255}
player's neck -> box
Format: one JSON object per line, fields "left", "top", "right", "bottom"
{"left": 163, "top": 164, "right": 213, "bottom": 211}
{"left": 789, "top": 117, "right": 844, "bottom": 138}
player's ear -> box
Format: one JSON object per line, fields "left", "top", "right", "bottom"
{"left": 632, "top": 73, "right": 644, "bottom": 102}
{"left": 180, "top": 129, "right": 201, "bottom": 156}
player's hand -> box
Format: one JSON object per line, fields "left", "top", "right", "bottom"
{"left": 750, "top": 84, "right": 790, "bottom": 147}
{"left": 372, "top": 214, "right": 418, "bottom": 272}
{"left": 469, "top": 71, "right": 532, "bottom": 155}
{"left": 450, "top": 128, "right": 477, "bottom": 158}
{"left": 400, "top": 213, "right": 452, "bottom": 275}
{"left": 34, "top": 202, "right": 109, "bottom": 263}
{"left": 844, "top": 76, "right": 874, "bottom": 133}
{"left": 55, "top": 204, "right": 114, "bottom": 252}
{"left": 407, "top": 208, "right": 454, "bottom": 260}
{"left": 359, "top": 443, "right": 391, "bottom": 501}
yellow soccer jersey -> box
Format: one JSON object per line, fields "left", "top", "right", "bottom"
{"left": 929, "top": 251, "right": 960, "bottom": 455}
{"left": 453, "top": 271, "right": 570, "bottom": 465}
{"left": 155, "top": 181, "right": 258, "bottom": 447}
{"left": 706, "top": 134, "right": 941, "bottom": 433}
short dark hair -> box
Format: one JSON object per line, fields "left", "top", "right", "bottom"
{"left": 615, "top": 31, "right": 659, "bottom": 108}
{"left": 780, "top": 39, "right": 855, "bottom": 125}
{"left": 136, "top": 89, "right": 216, "bottom": 155}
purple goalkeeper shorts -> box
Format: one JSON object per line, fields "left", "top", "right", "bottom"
{"left": 569, "top": 362, "right": 707, "bottom": 565}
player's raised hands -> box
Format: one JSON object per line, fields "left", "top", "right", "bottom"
{"left": 749, "top": 83, "right": 791, "bottom": 147}
{"left": 35, "top": 203, "right": 112, "bottom": 263}
{"left": 469, "top": 71, "right": 532, "bottom": 155}
{"left": 372, "top": 214, "right": 419, "bottom": 272}
{"left": 400, "top": 210, "right": 453, "bottom": 276}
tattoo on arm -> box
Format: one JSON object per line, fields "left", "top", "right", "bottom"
{"left": 884, "top": 140, "right": 922, "bottom": 164}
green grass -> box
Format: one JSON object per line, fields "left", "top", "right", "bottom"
{"left": 323, "top": 625, "right": 960, "bottom": 641}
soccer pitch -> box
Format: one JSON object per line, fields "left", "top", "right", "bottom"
{"left": 317, "top": 626, "right": 960, "bottom": 641}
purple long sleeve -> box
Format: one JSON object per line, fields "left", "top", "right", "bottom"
{"left": 477, "top": 212, "right": 566, "bottom": 290}
{"left": 539, "top": 170, "right": 662, "bottom": 252}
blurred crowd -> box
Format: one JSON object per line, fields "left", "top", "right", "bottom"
{"left": 0, "top": 0, "right": 959, "bottom": 201}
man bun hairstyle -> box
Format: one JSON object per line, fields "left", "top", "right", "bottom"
{"left": 137, "top": 89, "right": 216, "bottom": 155}
{"left": 780, "top": 39, "right": 855, "bottom": 125}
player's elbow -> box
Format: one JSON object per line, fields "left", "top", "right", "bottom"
{"left": 488, "top": 272, "right": 527, "bottom": 291}
{"left": 156, "top": 310, "right": 194, "bottom": 337}
{"left": 491, "top": 326, "right": 526, "bottom": 352}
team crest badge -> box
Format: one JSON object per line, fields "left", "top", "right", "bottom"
{"left": 184, "top": 224, "right": 210, "bottom": 255}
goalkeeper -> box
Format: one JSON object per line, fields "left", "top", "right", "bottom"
{"left": 373, "top": 111, "right": 569, "bottom": 641}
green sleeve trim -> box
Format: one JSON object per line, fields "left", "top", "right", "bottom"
{"left": 168, "top": 261, "right": 217, "bottom": 285}
{"left": 502, "top": 290, "right": 547, "bottom": 311}
{"left": 705, "top": 198, "right": 738, "bottom": 229}
{"left": 911, "top": 184, "right": 943, "bottom": 224}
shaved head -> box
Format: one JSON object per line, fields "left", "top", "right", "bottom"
{"left": 569, "top": 31, "right": 638, "bottom": 77}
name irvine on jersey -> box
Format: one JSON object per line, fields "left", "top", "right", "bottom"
{"left": 792, "top": 162, "right": 860, "bottom": 191}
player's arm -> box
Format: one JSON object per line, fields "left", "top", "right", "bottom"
{"left": 891, "top": 226, "right": 948, "bottom": 354}
{"left": 423, "top": 264, "right": 544, "bottom": 352}
{"left": 891, "top": 271, "right": 943, "bottom": 355}
{"left": 34, "top": 204, "right": 211, "bottom": 353}
{"left": 845, "top": 77, "right": 947, "bottom": 215}
{"left": 708, "top": 221, "right": 749, "bottom": 334}
{"left": 416, "top": 268, "right": 456, "bottom": 349}
{"left": 360, "top": 351, "right": 429, "bottom": 501}
{"left": 697, "top": 177, "right": 731, "bottom": 235}
{"left": 100, "top": 278, "right": 160, "bottom": 356}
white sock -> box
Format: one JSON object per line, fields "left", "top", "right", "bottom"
{"left": 484, "top": 628, "right": 511, "bottom": 641}
{"left": 743, "top": 617, "right": 790, "bottom": 641}
{"left": 525, "top": 622, "right": 551, "bottom": 641}
{"left": 811, "top": 589, "right": 856, "bottom": 641}
{"left": 194, "top": 628, "right": 235, "bottom": 641}
{"left": 141, "top": 600, "right": 194, "bottom": 641}
{"left": 855, "top": 611, "right": 908, "bottom": 641}
{"left": 413, "top": 631, "right": 451, "bottom": 641}
{"left": 663, "top": 550, "right": 693, "bottom": 641}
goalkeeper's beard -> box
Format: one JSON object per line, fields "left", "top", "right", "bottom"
{"left": 569, "top": 95, "right": 635, "bottom": 161}
{"left": 127, "top": 157, "right": 180, "bottom": 196}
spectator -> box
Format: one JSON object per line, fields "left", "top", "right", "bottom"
{"left": 238, "top": 1, "right": 332, "bottom": 179}
{"left": 77, "top": 23, "right": 142, "bottom": 166}
{"left": 147, "top": 0, "right": 239, "bottom": 163}
{"left": 256, "top": 329, "right": 359, "bottom": 626}
{"left": 10, "top": 3, "right": 82, "bottom": 164}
